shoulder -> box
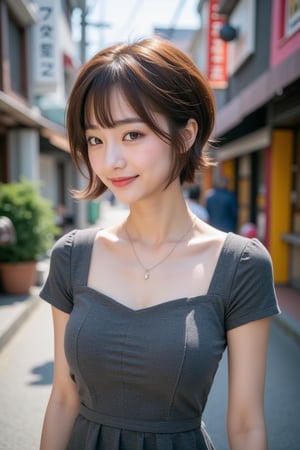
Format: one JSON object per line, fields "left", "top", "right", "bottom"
{"left": 47, "top": 230, "right": 78, "bottom": 264}
{"left": 224, "top": 234, "right": 280, "bottom": 330}
{"left": 50, "top": 227, "right": 98, "bottom": 255}
{"left": 226, "top": 234, "right": 273, "bottom": 268}
{"left": 54, "top": 228, "right": 77, "bottom": 246}
{"left": 225, "top": 234, "right": 275, "bottom": 288}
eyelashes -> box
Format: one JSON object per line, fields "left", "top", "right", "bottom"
{"left": 87, "top": 136, "right": 102, "bottom": 146}
{"left": 86, "top": 131, "right": 144, "bottom": 146}
{"left": 123, "top": 131, "right": 143, "bottom": 141}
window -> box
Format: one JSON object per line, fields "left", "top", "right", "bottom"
{"left": 0, "top": 4, "right": 27, "bottom": 98}
{"left": 8, "top": 13, "right": 26, "bottom": 95}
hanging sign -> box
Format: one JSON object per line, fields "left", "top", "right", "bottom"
{"left": 207, "top": 0, "right": 228, "bottom": 89}
{"left": 32, "top": 0, "right": 61, "bottom": 94}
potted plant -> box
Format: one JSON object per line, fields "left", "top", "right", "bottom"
{"left": 0, "top": 178, "right": 59, "bottom": 294}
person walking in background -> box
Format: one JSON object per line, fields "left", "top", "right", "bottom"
{"left": 186, "top": 184, "right": 209, "bottom": 222}
{"left": 39, "top": 36, "right": 280, "bottom": 450}
{"left": 206, "top": 176, "right": 238, "bottom": 232}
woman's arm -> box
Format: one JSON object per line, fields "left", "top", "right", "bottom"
{"left": 39, "top": 306, "right": 80, "bottom": 450}
{"left": 226, "top": 317, "right": 271, "bottom": 450}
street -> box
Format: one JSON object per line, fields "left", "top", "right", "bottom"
{"left": 203, "top": 321, "right": 300, "bottom": 449}
{"left": 0, "top": 301, "right": 299, "bottom": 450}
{"left": 0, "top": 301, "right": 53, "bottom": 450}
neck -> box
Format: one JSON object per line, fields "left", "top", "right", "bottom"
{"left": 122, "top": 179, "right": 195, "bottom": 245}
{"left": 126, "top": 204, "right": 194, "bottom": 247}
{"left": 124, "top": 210, "right": 197, "bottom": 280}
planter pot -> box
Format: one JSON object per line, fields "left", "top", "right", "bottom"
{"left": 0, "top": 261, "right": 37, "bottom": 295}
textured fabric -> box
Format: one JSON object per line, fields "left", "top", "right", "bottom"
{"left": 40, "top": 229, "right": 280, "bottom": 450}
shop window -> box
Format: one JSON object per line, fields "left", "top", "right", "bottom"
{"left": 0, "top": 3, "right": 27, "bottom": 98}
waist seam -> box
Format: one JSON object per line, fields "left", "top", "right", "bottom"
{"left": 79, "top": 403, "right": 201, "bottom": 433}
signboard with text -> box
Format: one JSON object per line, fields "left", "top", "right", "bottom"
{"left": 207, "top": 0, "right": 228, "bottom": 89}
{"left": 32, "top": 0, "right": 60, "bottom": 94}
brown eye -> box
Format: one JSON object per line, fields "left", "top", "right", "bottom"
{"left": 87, "top": 136, "right": 101, "bottom": 145}
{"left": 124, "top": 132, "right": 142, "bottom": 141}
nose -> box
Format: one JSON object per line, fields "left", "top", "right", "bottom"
{"left": 105, "top": 141, "right": 126, "bottom": 169}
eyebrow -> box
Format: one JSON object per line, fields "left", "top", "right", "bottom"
{"left": 85, "top": 117, "right": 145, "bottom": 130}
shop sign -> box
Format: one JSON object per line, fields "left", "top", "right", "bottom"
{"left": 32, "top": 0, "right": 60, "bottom": 94}
{"left": 207, "top": 0, "right": 227, "bottom": 89}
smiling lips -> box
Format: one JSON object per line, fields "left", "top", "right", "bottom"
{"left": 110, "top": 176, "right": 138, "bottom": 187}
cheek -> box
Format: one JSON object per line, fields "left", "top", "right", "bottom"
{"left": 88, "top": 151, "right": 103, "bottom": 172}
{"left": 138, "top": 141, "right": 172, "bottom": 169}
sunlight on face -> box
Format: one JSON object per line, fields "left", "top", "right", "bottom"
{"left": 85, "top": 89, "right": 175, "bottom": 205}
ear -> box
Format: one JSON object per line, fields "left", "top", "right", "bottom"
{"left": 181, "top": 118, "right": 198, "bottom": 152}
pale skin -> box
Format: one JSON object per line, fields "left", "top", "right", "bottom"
{"left": 40, "top": 90, "right": 271, "bottom": 450}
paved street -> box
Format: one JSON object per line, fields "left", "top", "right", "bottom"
{"left": 203, "top": 320, "right": 300, "bottom": 449}
{"left": 0, "top": 301, "right": 53, "bottom": 450}
{"left": 0, "top": 299, "right": 299, "bottom": 450}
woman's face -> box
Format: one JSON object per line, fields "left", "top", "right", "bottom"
{"left": 85, "top": 89, "right": 175, "bottom": 205}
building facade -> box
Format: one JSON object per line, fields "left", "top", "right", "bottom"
{"left": 195, "top": 0, "right": 300, "bottom": 289}
{"left": 0, "top": 0, "right": 84, "bottom": 229}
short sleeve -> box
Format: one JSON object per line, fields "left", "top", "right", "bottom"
{"left": 39, "top": 230, "right": 77, "bottom": 313}
{"left": 225, "top": 238, "right": 281, "bottom": 330}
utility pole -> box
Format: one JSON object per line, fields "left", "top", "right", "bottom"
{"left": 75, "top": 0, "right": 111, "bottom": 229}
{"left": 79, "top": 0, "right": 111, "bottom": 63}
{"left": 80, "top": 0, "right": 87, "bottom": 63}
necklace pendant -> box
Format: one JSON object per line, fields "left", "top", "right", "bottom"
{"left": 144, "top": 271, "right": 150, "bottom": 280}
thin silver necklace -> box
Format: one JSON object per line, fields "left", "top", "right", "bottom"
{"left": 125, "top": 216, "right": 196, "bottom": 280}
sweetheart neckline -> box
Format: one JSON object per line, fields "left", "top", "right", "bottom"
{"left": 77, "top": 285, "right": 216, "bottom": 313}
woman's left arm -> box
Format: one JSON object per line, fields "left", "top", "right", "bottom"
{"left": 226, "top": 317, "right": 271, "bottom": 450}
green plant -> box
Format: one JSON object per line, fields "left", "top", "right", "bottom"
{"left": 0, "top": 179, "right": 59, "bottom": 262}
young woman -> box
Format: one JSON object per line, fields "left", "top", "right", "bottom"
{"left": 39, "top": 36, "right": 280, "bottom": 450}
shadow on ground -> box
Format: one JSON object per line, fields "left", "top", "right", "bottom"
{"left": 29, "top": 361, "right": 53, "bottom": 385}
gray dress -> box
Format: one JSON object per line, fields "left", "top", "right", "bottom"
{"left": 40, "top": 228, "right": 280, "bottom": 450}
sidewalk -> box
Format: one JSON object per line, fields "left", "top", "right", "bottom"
{"left": 1, "top": 200, "right": 300, "bottom": 350}
{"left": 0, "top": 200, "right": 129, "bottom": 351}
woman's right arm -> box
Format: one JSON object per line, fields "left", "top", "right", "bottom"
{"left": 39, "top": 306, "right": 80, "bottom": 450}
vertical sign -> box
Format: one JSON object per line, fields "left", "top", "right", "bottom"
{"left": 207, "top": 0, "right": 227, "bottom": 89}
{"left": 32, "top": 0, "right": 60, "bottom": 94}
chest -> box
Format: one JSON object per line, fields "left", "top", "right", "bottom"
{"left": 87, "top": 238, "right": 223, "bottom": 311}
{"left": 65, "top": 290, "right": 226, "bottom": 414}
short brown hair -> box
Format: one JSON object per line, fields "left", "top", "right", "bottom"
{"left": 66, "top": 36, "right": 215, "bottom": 199}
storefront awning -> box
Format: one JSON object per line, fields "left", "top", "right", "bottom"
{"left": 0, "top": 90, "right": 69, "bottom": 152}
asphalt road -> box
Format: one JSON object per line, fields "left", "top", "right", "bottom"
{"left": 203, "top": 320, "right": 300, "bottom": 449}
{"left": 0, "top": 302, "right": 299, "bottom": 450}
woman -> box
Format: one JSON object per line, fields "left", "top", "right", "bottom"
{"left": 39, "top": 37, "right": 280, "bottom": 450}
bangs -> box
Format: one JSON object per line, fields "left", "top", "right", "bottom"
{"left": 84, "top": 71, "right": 118, "bottom": 129}
{"left": 83, "top": 64, "right": 171, "bottom": 144}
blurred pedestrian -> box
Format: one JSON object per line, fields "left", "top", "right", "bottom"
{"left": 186, "top": 184, "right": 209, "bottom": 222}
{"left": 39, "top": 36, "right": 280, "bottom": 450}
{"left": 206, "top": 176, "right": 238, "bottom": 232}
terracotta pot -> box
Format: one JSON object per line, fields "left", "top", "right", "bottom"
{"left": 0, "top": 261, "right": 37, "bottom": 295}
